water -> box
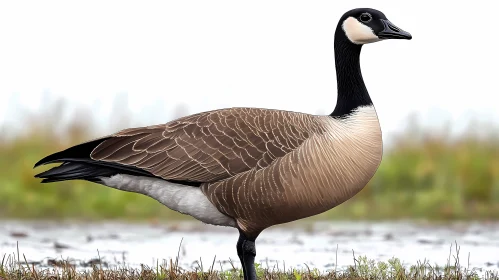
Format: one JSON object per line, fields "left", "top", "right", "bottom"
{"left": 1, "top": 220, "right": 499, "bottom": 272}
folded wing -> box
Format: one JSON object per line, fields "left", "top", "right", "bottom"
{"left": 91, "top": 108, "right": 321, "bottom": 183}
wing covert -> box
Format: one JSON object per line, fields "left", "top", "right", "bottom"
{"left": 90, "top": 108, "right": 320, "bottom": 183}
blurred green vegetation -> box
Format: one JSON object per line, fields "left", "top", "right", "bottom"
{"left": 1, "top": 101, "right": 499, "bottom": 221}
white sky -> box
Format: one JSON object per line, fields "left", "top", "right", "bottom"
{"left": 0, "top": 0, "right": 498, "bottom": 143}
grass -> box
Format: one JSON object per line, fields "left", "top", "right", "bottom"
{"left": 1, "top": 241, "right": 498, "bottom": 280}
{"left": 1, "top": 99, "right": 499, "bottom": 221}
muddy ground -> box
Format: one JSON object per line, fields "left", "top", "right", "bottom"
{"left": 1, "top": 220, "right": 498, "bottom": 272}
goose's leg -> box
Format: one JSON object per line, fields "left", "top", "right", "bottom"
{"left": 236, "top": 230, "right": 257, "bottom": 280}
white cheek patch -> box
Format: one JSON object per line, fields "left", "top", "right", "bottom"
{"left": 342, "top": 16, "right": 381, "bottom": 45}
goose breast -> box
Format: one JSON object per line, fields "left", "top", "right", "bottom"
{"left": 202, "top": 105, "right": 383, "bottom": 236}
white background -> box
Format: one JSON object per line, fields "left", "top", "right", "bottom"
{"left": 1, "top": 0, "right": 498, "bottom": 144}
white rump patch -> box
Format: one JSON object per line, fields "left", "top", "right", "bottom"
{"left": 342, "top": 17, "right": 380, "bottom": 45}
{"left": 101, "top": 174, "right": 237, "bottom": 228}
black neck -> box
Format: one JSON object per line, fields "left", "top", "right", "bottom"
{"left": 330, "top": 25, "right": 373, "bottom": 118}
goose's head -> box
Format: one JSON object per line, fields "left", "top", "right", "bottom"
{"left": 340, "top": 8, "right": 412, "bottom": 45}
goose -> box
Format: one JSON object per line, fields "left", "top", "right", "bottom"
{"left": 34, "top": 8, "right": 411, "bottom": 280}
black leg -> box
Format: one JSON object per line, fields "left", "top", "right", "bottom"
{"left": 236, "top": 230, "right": 257, "bottom": 280}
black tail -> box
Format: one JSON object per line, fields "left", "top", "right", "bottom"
{"left": 35, "top": 161, "right": 122, "bottom": 183}
{"left": 34, "top": 138, "right": 156, "bottom": 184}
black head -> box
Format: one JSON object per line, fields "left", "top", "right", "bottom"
{"left": 338, "top": 8, "right": 412, "bottom": 45}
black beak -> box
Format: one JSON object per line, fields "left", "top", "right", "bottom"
{"left": 378, "top": 19, "right": 412, "bottom": 40}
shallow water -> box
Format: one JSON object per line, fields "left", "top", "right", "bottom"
{"left": 1, "top": 220, "right": 499, "bottom": 272}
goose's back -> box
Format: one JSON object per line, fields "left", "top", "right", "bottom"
{"left": 90, "top": 107, "right": 321, "bottom": 182}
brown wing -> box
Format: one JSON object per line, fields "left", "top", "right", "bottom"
{"left": 90, "top": 107, "right": 322, "bottom": 182}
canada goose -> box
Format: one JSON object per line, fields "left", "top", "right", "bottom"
{"left": 34, "top": 7, "right": 411, "bottom": 280}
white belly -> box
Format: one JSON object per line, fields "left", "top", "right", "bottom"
{"left": 101, "top": 174, "right": 237, "bottom": 227}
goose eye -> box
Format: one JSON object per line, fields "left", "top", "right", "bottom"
{"left": 359, "top": 13, "right": 372, "bottom": 23}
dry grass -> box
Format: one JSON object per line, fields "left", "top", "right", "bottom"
{"left": 1, "top": 242, "right": 498, "bottom": 280}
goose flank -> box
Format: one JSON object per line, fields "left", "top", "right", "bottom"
{"left": 34, "top": 8, "right": 411, "bottom": 280}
